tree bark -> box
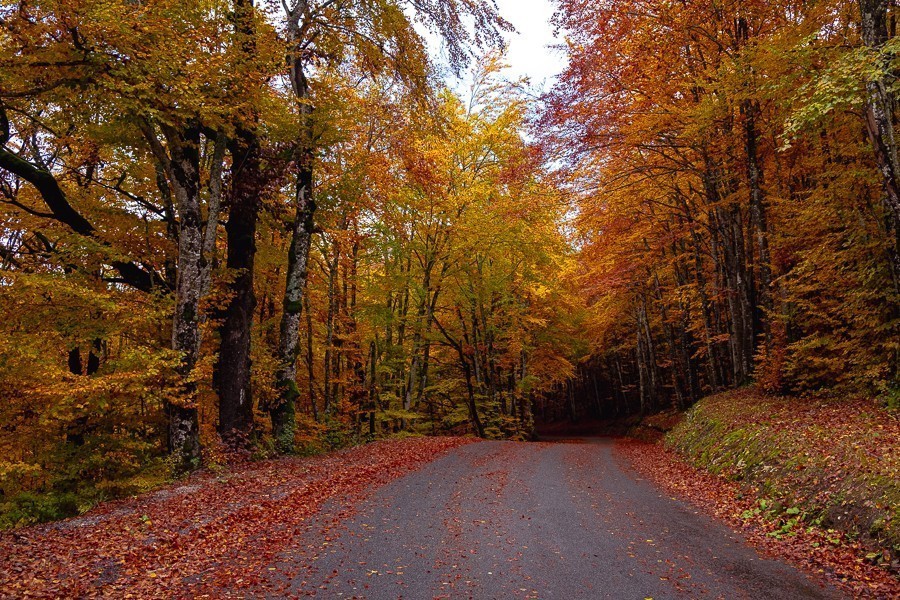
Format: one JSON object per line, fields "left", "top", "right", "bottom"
{"left": 271, "top": 0, "right": 320, "bottom": 452}
{"left": 744, "top": 99, "right": 772, "bottom": 355}
{"left": 162, "top": 123, "right": 204, "bottom": 470}
{"left": 460, "top": 350, "right": 486, "bottom": 438}
{"left": 139, "top": 120, "right": 227, "bottom": 470}
{"left": 272, "top": 149, "right": 316, "bottom": 451}
{"left": 305, "top": 292, "right": 319, "bottom": 421}
{"left": 215, "top": 0, "right": 264, "bottom": 447}
{"left": 216, "top": 124, "right": 261, "bottom": 446}
{"left": 322, "top": 237, "right": 340, "bottom": 415}
{"left": 859, "top": 0, "right": 900, "bottom": 274}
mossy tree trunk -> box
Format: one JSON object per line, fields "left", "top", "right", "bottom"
{"left": 272, "top": 2, "right": 318, "bottom": 451}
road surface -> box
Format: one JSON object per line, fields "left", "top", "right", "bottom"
{"left": 268, "top": 439, "right": 840, "bottom": 599}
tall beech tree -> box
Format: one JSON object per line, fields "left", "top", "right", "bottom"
{"left": 859, "top": 0, "right": 900, "bottom": 274}
{"left": 140, "top": 121, "right": 217, "bottom": 469}
{"left": 213, "top": 0, "right": 269, "bottom": 447}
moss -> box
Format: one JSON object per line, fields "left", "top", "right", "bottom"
{"left": 283, "top": 300, "right": 303, "bottom": 314}
{"left": 665, "top": 389, "right": 900, "bottom": 548}
{"left": 278, "top": 378, "right": 301, "bottom": 402}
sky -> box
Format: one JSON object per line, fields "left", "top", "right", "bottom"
{"left": 424, "top": 0, "right": 567, "bottom": 94}
{"left": 493, "top": 0, "right": 567, "bottom": 89}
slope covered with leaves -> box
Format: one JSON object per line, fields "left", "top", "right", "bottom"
{"left": 668, "top": 389, "right": 900, "bottom": 550}
{"left": 613, "top": 388, "right": 900, "bottom": 597}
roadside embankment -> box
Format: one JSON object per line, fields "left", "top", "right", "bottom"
{"left": 664, "top": 389, "right": 899, "bottom": 554}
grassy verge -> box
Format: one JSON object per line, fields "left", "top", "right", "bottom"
{"left": 665, "top": 388, "right": 899, "bottom": 562}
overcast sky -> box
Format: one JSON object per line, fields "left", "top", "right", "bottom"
{"left": 493, "top": 0, "right": 566, "bottom": 89}
{"left": 425, "top": 0, "right": 566, "bottom": 93}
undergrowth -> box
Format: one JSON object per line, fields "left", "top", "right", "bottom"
{"left": 666, "top": 388, "right": 900, "bottom": 557}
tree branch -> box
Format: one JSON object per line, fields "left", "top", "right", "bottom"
{"left": 0, "top": 104, "right": 167, "bottom": 292}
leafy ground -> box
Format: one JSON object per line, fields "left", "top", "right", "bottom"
{"left": 668, "top": 389, "right": 900, "bottom": 549}
{"left": 616, "top": 388, "right": 900, "bottom": 599}
{"left": 5, "top": 389, "right": 899, "bottom": 599}
{"left": 0, "top": 437, "right": 472, "bottom": 598}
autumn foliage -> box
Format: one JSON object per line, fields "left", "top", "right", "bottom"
{"left": 0, "top": 0, "right": 578, "bottom": 525}
{"left": 541, "top": 0, "right": 900, "bottom": 418}
{"left": 1, "top": 0, "right": 899, "bottom": 548}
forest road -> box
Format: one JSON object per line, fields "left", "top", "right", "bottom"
{"left": 269, "top": 438, "right": 842, "bottom": 599}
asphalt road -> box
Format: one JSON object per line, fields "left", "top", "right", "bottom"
{"left": 271, "top": 439, "right": 842, "bottom": 599}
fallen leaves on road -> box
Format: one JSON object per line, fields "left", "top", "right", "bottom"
{"left": 0, "top": 437, "right": 473, "bottom": 598}
{"left": 616, "top": 439, "right": 900, "bottom": 599}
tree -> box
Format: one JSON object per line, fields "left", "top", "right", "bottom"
{"left": 266, "top": 0, "right": 511, "bottom": 451}
{"left": 859, "top": 0, "right": 900, "bottom": 274}
{"left": 541, "top": 0, "right": 899, "bottom": 416}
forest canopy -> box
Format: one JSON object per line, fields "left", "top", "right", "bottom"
{"left": 1, "top": 0, "right": 898, "bottom": 528}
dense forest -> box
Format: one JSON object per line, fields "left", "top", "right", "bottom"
{"left": 540, "top": 0, "right": 900, "bottom": 422}
{"left": 1, "top": 0, "right": 898, "bottom": 528}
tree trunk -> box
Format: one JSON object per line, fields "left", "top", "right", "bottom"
{"left": 635, "top": 306, "right": 654, "bottom": 416}
{"left": 271, "top": 3, "right": 320, "bottom": 451}
{"left": 367, "top": 340, "right": 378, "bottom": 435}
{"left": 214, "top": 0, "right": 265, "bottom": 448}
{"left": 744, "top": 99, "right": 773, "bottom": 352}
{"left": 272, "top": 145, "right": 316, "bottom": 452}
{"left": 323, "top": 237, "right": 340, "bottom": 415}
{"left": 305, "top": 292, "right": 318, "bottom": 421}
{"left": 141, "top": 120, "right": 213, "bottom": 471}
{"left": 216, "top": 125, "right": 261, "bottom": 446}
{"left": 460, "top": 351, "right": 486, "bottom": 438}
{"left": 405, "top": 254, "right": 443, "bottom": 412}
{"left": 415, "top": 280, "right": 443, "bottom": 407}
{"left": 165, "top": 124, "right": 204, "bottom": 468}
{"left": 859, "top": 0, "right": 900, "bottom": 274}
